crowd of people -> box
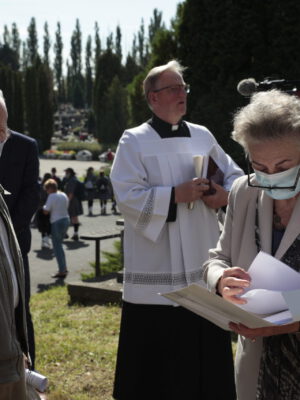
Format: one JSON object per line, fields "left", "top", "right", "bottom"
{"left": 1, "top": 58, "right": 300, "bottom": 400}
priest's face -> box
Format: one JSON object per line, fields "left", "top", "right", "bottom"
{"left": 149, "top": 70, "right": 187, "bottom": 125}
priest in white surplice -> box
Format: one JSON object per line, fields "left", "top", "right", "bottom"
{"left": 110, "top": 60, "right": 243, "bottom": 400}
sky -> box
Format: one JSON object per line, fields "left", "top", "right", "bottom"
{"left": 0, "top": 0, "right": 180, "bottom": 63}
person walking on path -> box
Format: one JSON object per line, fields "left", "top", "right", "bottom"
{"left": 43, "top": 179, "right": 69, "bottom": 278}
{"left": 96, "top": 169, "right": 110, "bottom": 215}
{"left": 36, "top": 172, "right": 52, "bottom": 249}
{"left": 63, "top": 167, "right": 83, "bottom": 240}
{"left": 110, "top": 59, "right": 243, "bottom": 399}
{"left": 84, "top": 167, "right": 97, "bottom": 216}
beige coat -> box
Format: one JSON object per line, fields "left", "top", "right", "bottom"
{"left": 204, "top": 175, "right": 300, "bottom": 400}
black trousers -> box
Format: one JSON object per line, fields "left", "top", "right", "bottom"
{"left": 18, "top": 229, "right": 35, "bottom": 370}
{"left": 22, "top": 253, "right": 35, "bottom": 370}
{"left": 113, "top": 301, "right": 236, "bottom": 400}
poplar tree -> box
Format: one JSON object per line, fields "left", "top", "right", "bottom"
{"left": 115, "top": 25, "right": 122, "bottom": 61}
{"left": 27, "top": 17, "right": 39, "bottom": 65}
{"left": 11, "top": 23, "right": 21, "bottom": 68}
{"left": 43, "top": 22, "right": 51, "bottom": 65}
{"left": 70, "top": 19, "right": 84, "bottom": 107}
{"left": 94, "top": 22, "right": 101, "bottom": 64}
{"left": 85, "top": 35, "right": 93, "bottom": 107}
{"left": 93, "top": 48, "right": 122, "bottom": 142}
{"left": 54, "top": 22, "right": 64, "bottom": 101}
{"left": 3, "top": 25, "right": 11, "bottom": 46}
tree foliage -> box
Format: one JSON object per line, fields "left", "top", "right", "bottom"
{"left": 1, "top": 2, "right": 300, "bottom": 153}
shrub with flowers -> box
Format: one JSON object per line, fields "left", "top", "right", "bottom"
{"left": 43, "top": 150, "right": 76, "bottom": 159}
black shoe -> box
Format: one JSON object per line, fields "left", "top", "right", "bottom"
{"left": 51, "top": 271, "right": 68, "bottom": 279}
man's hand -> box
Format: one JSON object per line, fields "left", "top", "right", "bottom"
{"left": 175, "top": 178, "right": 209, "bottom": 203}
{"left": 202, "top": 181, "right": 229, "bottom": 209}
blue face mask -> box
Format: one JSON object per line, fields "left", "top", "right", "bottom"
{"left": 254, "top": 164, "right": 300, "bottom": 200}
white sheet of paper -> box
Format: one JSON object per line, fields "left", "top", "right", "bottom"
{"left": 263, "top": 310, "right": 293, "bottom": 325}
{"left": 239, "top": 289, "right": 287, "bottom": 314}
{"left": 193, "top": 155, "right": 204, "bottom": 178}
{"left": 236, "top": 251, "right": 300, "bottom": 315}
{"left": 247, "top": 251, "right": 300, "bottom": 290}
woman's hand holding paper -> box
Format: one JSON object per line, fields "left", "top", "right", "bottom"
{"left": 217, "top": 267, "right": 251, "bottom": 305}
{"left": 229, "top": 321, "right": 300, "bottom": 340}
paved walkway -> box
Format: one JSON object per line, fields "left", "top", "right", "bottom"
{"left": 29, "top": 158, "right": 122, "bottom": 295}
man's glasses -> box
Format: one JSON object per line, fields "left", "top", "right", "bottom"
{"left": 152, "top": 84, "right": 190, "bottom": 95}
{"left": 246, "top": 156, "right": 300, "bottom": 190}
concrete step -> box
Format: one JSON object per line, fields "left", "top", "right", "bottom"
{"left": 67, "top": 276, "right": 122, "bottom": 305}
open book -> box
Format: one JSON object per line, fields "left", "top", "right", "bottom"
{"left": 161, "top": 252, "right": 300, "bottom": 331}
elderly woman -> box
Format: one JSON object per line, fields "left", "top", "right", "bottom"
{"left": 204, "top": 89, "right": 300, "bottom": 400}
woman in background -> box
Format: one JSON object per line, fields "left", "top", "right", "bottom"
{"left": 43, "top": 179, "right": 69, "bottom": 278}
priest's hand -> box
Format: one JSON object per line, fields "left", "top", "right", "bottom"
{"left": 175, "top": 177, "right": 210, "bottom": 203}
{"left": 202, "top": 182, "right": 229, "bottom": 209}
{"left": 217, "top": 267, "right": 251, "bottom": 305}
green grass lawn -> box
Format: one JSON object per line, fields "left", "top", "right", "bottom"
{"left": 31, "top": 284, "right": 237, "bottom": 399}
{"left": 31, "top": 286, "right": 121, "bottom": 400}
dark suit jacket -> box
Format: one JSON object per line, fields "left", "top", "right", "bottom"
{"left": 0, "top": 130, "right": 40, "bottom": 254}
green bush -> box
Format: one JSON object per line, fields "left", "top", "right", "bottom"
{"left": 82, "top": 240, "right": 122, "bottom": 280}
{"left": 56, "top": 141, "right": 103, "bottom": 160}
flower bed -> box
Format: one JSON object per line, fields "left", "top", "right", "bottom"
{"left": 43, "top": 150, "right": 76, "bottom": 159}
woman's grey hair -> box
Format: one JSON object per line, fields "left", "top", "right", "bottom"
{"left": 232, "top": 89, "right": 300, "bottom": 151}
{"left": 143, "top": 60, "right": 186, "bottom": 105}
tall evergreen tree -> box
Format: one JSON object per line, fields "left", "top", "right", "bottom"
{"left": 24, "top": 58, "right": 54, "bottom": 150}
{"left": 106, "top": 33, "right": 113, "bottom": 51}
{"left": 70, "top": 19, "right": 82, "bottom": 76}
{"left": 103, "top": 76, "right": 128, "bottom": 142}
{"left": 21, "top": 41, "right": 28, "bottom": 70}
{"left": 137, "top": 19, "right": 149, "bottom": 67}
{"left": 127, "top": 72, "right": 149, "bottom": 127}
{"left": 85, "top": 35, "right": 93, "bottom": 107}
{"left": 11, "top": 23, "right": 21, "bottom": 68}
{"left": 124, "top": 53, "right": 141, "bottom": 85}
{"left": 115, "top": 25, "right": 122, "bottom": 61}
{"left": 0, "top": 44, "right": 19, "bottom": 71}
{"left": 93, "top": 49, "right": 122, "bottom": 142}
{"left": 94, "top": 22, "right": 101, "bottom": 63}
{"left": 148, "top": 9, "right": 165, "bottom": 44}
{"left": 70, "top": 19, "right": 84, "bottom": 107}
{"left": 3, "top": 25, "right": 11, "bottom": 46}
{"left": 54, "top": 22, "right": 64, "bottom": 101}
{"left": 27, "top": 17, "right": 39, "bottom": 65}
{"left": 43, "top": 22, "right": 51, "bottom": 65}
{"left": 176, "top": 0, "right": 300, "bottom": 164}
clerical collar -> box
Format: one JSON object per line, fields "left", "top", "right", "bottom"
{"left": 147, "top": 114, "right": 190, "bottom": 138}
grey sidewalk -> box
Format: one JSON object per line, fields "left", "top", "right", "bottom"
{"left": 28, "top": 158, "right": 122, "bottom": 295}
{"left": 29, "top": 201, "right": 122, "bottom": 295}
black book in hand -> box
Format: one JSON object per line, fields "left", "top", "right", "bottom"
{"left": 203, "top": 157, "right": 224, "bottom": 196}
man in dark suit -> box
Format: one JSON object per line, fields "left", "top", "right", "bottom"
{"left": 0, "top": 90, "right": 40, "bottom": 369}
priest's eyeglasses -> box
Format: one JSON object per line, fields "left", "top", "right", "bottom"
{"left": 246, "top": 156, "right": 300, "bottom": 190}
{"left": 152, "top": 84, "right": 190, "bottom": 95}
